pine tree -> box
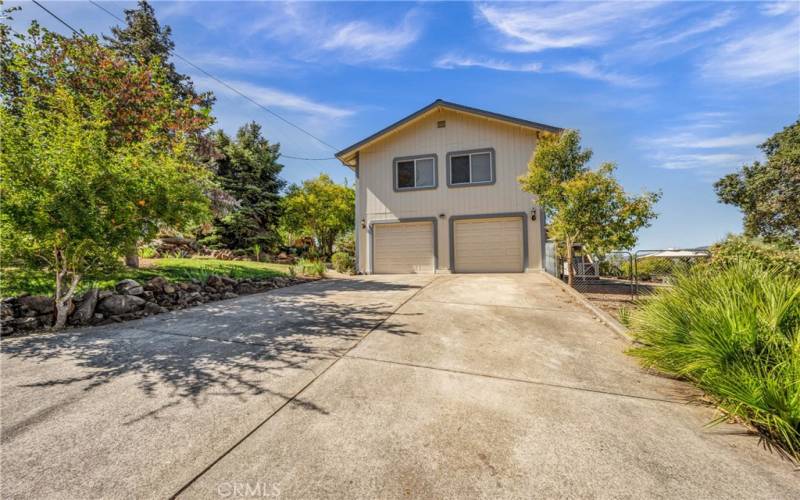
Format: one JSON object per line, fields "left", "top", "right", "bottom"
{"left": 104, "top": 0, "right": 212, "bottom": 107}
{"left": 205, "top": 123, "right": 286, "bottom": 251}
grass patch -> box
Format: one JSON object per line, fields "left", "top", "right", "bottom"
{"left": 1, "top": 258, "right": 290, "bottom": 297}
{"left": 628, "top": 260, "right": 800, "bottom": 460}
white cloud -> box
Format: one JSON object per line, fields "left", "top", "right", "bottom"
{"left": 644, "top": 132, "right": 766, "bottom": 149}
{"left": 194, "top": 76, "right": 354, "bottom": 120}
{"left": 434, "top": 54, "right": 542, "bottom": 72}
{"left": 554, "top": 60, "right": 651, "bottom": 87}
{"left": 621, "top": 9, "right": 737, "bottom": 61}
{"left": 700, "top": 19, "right": 800, "bottom": 81}
{"left": 475, "top": 2, "right": 663, "bottom": 52}
{"left": 761, "top": 2, "right": 799, "bottom": 17}
{"left": 640, "top": 115, "right": 765, "bottom": 170}
{"left": 651, "top": 152, "right": 750, "bottom": 170}
{"left": 247, "top": 3, "right": 421, "bottom": 63}
{"left": 322, "top": 15, "right": 421, "bottom": 62}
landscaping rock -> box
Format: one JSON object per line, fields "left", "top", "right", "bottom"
{"left": 143, "top": 302, "right": 167, "bottom": 315}
{"left": 18, "top": 295, "right": 54, "bottom": 315}
{"left": 98, "top": 290, "right": 114, "bottom": 300}
{"left": 220, "top": 276, "right": 237, "bottom": 287}
{"left": 97, "top": 295, "right": 146, "bottom": 315}
{"left": 70, "top": 288, "right": 98, "bottom": 325}
{"left": 206, "top": 275, "right": 224, "bottom": 289}
{"left": 222, "top": 292, "right": 238, "bottom": 300}
{"left": 13, "top": 316, "right": 40, "bottom": 330}
{"left": 235, "top": 282, "right": 257, "bottom": 294}
{"left": 163, "top": 284, "right": 176, "bottom": 294}
{"left": 115, "top": 279, "right": 144, "bottom": 296}
{"left": 144, "top": 276, "right": 168, "bottom": 292}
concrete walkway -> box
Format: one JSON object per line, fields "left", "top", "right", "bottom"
{"left": 1, "top": 274, "right": 797, "bottom": 498}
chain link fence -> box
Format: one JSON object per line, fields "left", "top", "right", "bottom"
{"left": 544, "top": 242, "right": 711, "bottom": 315}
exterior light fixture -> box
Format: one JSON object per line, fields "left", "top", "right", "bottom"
{"left": 531, "top": 209, "right": 537, "bottom": 221}
{"left": 360, "top": 219, "right": 366, "bottom": 229}
{"left": 438, "top": 213, "right": 446, "bottom": 218}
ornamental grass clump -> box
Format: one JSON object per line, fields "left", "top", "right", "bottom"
{"left": 628, "top": 260, "right": 800, "bottom": 460}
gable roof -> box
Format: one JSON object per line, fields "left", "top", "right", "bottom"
{"left": 335, "top": 99, "right": 563, "bottom": 165}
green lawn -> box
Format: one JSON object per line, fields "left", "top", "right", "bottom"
{"left": 1, "top": 258, "right": 290, "bottom": 297}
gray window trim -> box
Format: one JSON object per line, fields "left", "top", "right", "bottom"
{"left": 393, "top": 154, "right": 438, "bottom": 192}
{"left": 368, "top": 217, "right": 438, "bottom": 274}
{"left": 446, "top": 148, "right": 496, "bottom": 188}
{"left": 448, "top": 212, "right": 528, "bottom": 272}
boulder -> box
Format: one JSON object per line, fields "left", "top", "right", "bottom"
{"left": 163, "top": 284, "right": 176, "bottom": 294}
{"left": 13, "top": 316, "right": 40, "bottom": 330}
{"left": 18, "top": 295, "right": 54, "bottom": 315}
{"left": 98, "top": 289, "right": 114, "bottom": 300}
{"left": 143, "top": 302, "right": 167, "bottom": 315}
{"left": 235, "top": 282, "right": 257, "bottom": 295}
{"left": 70, "top": 288, "right": 98, "bottom": 325}
{"left": 97, "top": 294, "right": 146, "bottom": 315}
{"left": 115, "top": 279, "right": 144, "bottom": 296}
{"left": 144, "top": 276, "right": 169, "bottom": 292}
{"left": 205, "top": 275, "right": 224, "bottom": 289}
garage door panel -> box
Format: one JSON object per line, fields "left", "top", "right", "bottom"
{"left": 454, "top": 217, "right": 523, "bottom": 273}
{"left": 373, "top": 222, "right": 434, "bottom": 274}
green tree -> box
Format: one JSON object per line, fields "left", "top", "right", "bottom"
{"left": 104, "top": 0, "right": 212, "bottom": 108}
{"left": 714, "top": 120, "right": 800, "bottom": 245}
{"left": 1, "top": 90, "right": 209, "bottom": 328}
{"left": 520, "top": 130, "right": 660, "bottom": 285}
{"left": 202, "top": 123, "right": 286, "bottom": 251}
{"left": 2, "top": 23, "right": 214, "bottom": 267}
{"left": 281, "top": 174, "right": 355, "bottom": 259}
{"left": 102, "top": 1, "right": 215, "bottom": 265}
{"left": 1, "top": 25, "right": 210, "bottom": 328}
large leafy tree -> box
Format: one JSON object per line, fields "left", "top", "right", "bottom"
{"left": 281, "top": 174, "right": 355, "bottom": 258}
{"left": 714, "top": 120, "right": 800, "bottom": 245}
{"left": 201, "top": 123, "right": 286, "bottom": 251}
{"left": 520, "top": 130, "right": 660, "bottom": 285}
{"left": 1, "top": 26, "right": 211, "bottom": 328}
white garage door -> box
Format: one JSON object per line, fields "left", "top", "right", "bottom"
{"left": 373, "top": 222, "right": 435, "bottom": 274}
{"left": 454, "top": 217, "right": 524, "bottom": 273}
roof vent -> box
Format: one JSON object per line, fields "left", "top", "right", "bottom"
{"left": 437, "top": 120, "right": 446, "bottom": 128}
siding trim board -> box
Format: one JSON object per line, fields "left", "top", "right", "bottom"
{"left": 369, "top": 217, "right": 438, "bottom": 273}
{"left": 392, "top": 154, "right": 439, "bottom": 192}
{"left": 448, "top": 212, "right": 528, "bottom": 272}
{"left": 445, "top": 147, "right": 497, "bottom": 188}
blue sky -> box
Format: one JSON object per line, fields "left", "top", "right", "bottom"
{"left": 7, "top": 1, "right": 800, "bottom": 249}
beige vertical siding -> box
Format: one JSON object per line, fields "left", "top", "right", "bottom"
{"left": 356, "top": 108, "right": 543, "bottom": 272}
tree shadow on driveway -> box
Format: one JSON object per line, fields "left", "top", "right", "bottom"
{"left": 1, "top": 278, "right": 423, "bottom": 412}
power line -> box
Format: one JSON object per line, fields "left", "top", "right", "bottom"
{"left": 31, "top": 0, "right": 80, "bottom": 34}
{"left": 87, "top": 0, "right": 339, "bottom": 156}
{"left": 30, "top": 0, "right": 340, "bottom": 160}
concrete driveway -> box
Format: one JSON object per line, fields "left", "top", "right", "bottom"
{"left": 1, "top": 274, "right": 797, "bottom": 499}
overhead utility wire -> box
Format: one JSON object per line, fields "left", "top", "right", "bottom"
{"left": 31, "top": 0, "right": 339, "bottom": 161}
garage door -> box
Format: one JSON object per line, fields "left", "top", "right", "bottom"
{"left": 453, "top": 217, "right": 524, "bottom": 273}
{"left": 373, "top": 222, "right": 435, "bottom": 274}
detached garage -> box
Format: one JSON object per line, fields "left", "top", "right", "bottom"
{"left": 372, "top": 220, "right": 436, "bottom": 274}
{"left": 450, "top": 213, "right": 527, "bottom": 273}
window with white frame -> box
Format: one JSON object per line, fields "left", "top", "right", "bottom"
{"left": 394, "top": 155, "right": 436, "bottom": 190}
{"left": 448, "top": 149, "right": 494, "bottom": 186}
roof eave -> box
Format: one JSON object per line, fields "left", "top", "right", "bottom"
{"left": 335, "top": 99, "right": 563, "bottom": 164}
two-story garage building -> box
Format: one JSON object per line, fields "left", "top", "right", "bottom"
{"left": 335, "top": 99, "right": 562, "bottom": 274}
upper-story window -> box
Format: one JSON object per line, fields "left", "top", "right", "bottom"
{"left": 394, "top": 155, "right": 437, "bottom": 191}
{"left": 447, "top": 148, "right": 495, "bottom": 187}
